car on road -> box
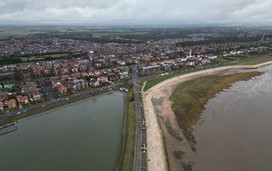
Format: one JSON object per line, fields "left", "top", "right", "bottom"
{"left": 66, "top": 97, "right": 69, "bottom": 100}
{"left": 42, "top": 104, "right": 46, "bottom": 107}
{"left": 23, "top": 110, "right": 27, "bottom": 112}
{"left": 142, "top": 125, "right": 146, "bottom": 130}
{"left": 17, "top": 112, "right": 21, "bottom": 115}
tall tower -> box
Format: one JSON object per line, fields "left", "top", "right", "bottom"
{"left": 189, "top": 49, "right": 192, "bottom": 57}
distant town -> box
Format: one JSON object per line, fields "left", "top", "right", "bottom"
{"left": 0, "top": 26, "right": 272, "bottom": 115}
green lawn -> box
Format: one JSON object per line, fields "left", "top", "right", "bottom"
{"left": 54, "top": 91, "right": 73, "bottom": 98}
{"left": 220, "top": 52, "right": 272, "bottom": 65}
{"left": 115, "top": 89, "right": 135, "bottom": 171}
{"left": 142, "top": 70, "right": 167, "bottom": 76}
{"left": 144, "top": 69, "right": 206, "bottom": 92}
{"left": 21, "top": 53, "right": 69, "bottom": 62}
{"left": 74, "top": 86, "right": 92, "bottom": 93}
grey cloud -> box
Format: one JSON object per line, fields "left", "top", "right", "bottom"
{"left": 0, "top": 0, "right": 271, "bottom": 24}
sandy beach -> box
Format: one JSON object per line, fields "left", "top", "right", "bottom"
{"left": 142, "top": 62, "right": 272, "bottom": 171}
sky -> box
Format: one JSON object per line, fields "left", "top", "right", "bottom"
{"left": 0, "top": 0, "right": 271, "bottom": 25}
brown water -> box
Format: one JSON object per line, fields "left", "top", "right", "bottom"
{"left": 188, "top": 66, "right": 272, "bottom": 171}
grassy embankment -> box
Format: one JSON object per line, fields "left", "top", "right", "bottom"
{"left": 142, "top": 70, "right": 167, "bottom": 77}
{"left": 0, "top": 89, "right": 109, "bottom": 127}
{"left": 169, "top": 71, "right": 263, "bottom": 151}
{"left": 216, "top": 52, "right": 272, "bottom": 65}
{"left": 143, "top": 68, "right": 207, "bottom": 92}
{"left": 115, "top": 88, "right": 135, "bottom": 171}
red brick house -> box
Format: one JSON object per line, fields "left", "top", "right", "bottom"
{"left": 94, "top": 70, "right": 102, "bottom": 76}
{"left": 0, "top": 102, "right": 4, "bottom": 112}
{"left": 55, "top": 84, "right": 68, "bottom": 94}
{"left": 98, "top": 76, "right": 108, "bottom": 83}
{"left": 71, "top": 73, "right": 81, "bottom": 79}
{"left": 7, "top": 99, "right": 16, "bottom": 109}
{"left": 81, "top": 72, "right": 88, "bottom": 77}
{"left": 61, "top": 75, "right": 70, "bottom": 80}
{"left": 119, "top": 72, "right": 129, "bottom": 79}
{"left": 16, "top": 95, "right": 29, "bottom": 104}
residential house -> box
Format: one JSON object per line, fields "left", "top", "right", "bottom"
{"left": 161, "top": 64, "right": 171, "bottom": 71}
{"left": 98, "top": 76, "right": 108, "bottom": 83}
{"left": 0, "top": 91, "right": 9, "bottom": 100}
{"left": 7, "top": 99, "right": 17, "bottom": 109}
{"left": 0, "top": 102, "right": 4, "bottom": 112}
{"left": 21, "top": 83, "right": 38, "bottom": 97}
{"left": 61, "top": 74, "right": 70, "bottom": 80}
{"left": 55, "top": 83, "right": 68, "bottom": 94}
{"left": 81, "top": 72, "right": 88, "bottom": 77}
{"left": 16, "top": 95, "right": 29, "bottom": 104}
{"left": 71, "top": 73, "right": 81, "bottom": 79}
{"left": 107, "top": 73, "right": 119, "bottom": 81}
{"left": 73, "top": 80, "right": 88, "bottom": 90}
{"left": 119, "top": 72, "right": 129, "bottom": 79}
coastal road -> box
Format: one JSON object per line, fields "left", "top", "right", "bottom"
{"left": 132, "top": 65, "right": 147, "bottom": 171}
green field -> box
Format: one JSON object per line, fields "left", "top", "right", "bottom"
{"left": 142, "top": 70, "right": 167, "bottom": 76}
{"left": 143, "top": 69, "right": 206, "bottom": 92}
{"left": 21, "top": 53, "right": 69, "bottom": 62}
{"left": 115, "top": 89, "right": 135, "bottom": 171}
{"left": 219, "top": 52, "right": 272, "bottom": 65}
{"left": 169, "top": 71, "right": 262, "bottom": 151}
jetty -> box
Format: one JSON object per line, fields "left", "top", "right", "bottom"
{"left": 0, "top": 122, "right": 18, "bottom": 136}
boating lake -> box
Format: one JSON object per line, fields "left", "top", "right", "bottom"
{"left": 0, "top": 91, "right": 124, "bottom": 171}
{"left": 188, "top": 65, "right": 272, "bottom": 171}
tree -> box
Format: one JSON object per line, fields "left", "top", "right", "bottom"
{"left": 14, "top": 69, "right": 23, "bottom": 81}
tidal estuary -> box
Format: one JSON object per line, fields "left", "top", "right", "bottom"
{"left": 0, "top": 92, "right": 124, "bottom": 171}
{"left": 188, "top": 65, "right": 272, "bottom": 171}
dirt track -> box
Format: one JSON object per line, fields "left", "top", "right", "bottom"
{"left": 142, "top": 63, "right": 272, "bottom": 171}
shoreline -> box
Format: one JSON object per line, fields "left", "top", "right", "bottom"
{"left": 142, "top": 62, "right": 272, "bottom": 171}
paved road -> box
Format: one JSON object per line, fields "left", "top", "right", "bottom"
{"left": 36, "top": 78, "right": 55, "bottom": 101}
{"left": 132, "top": 65, "right": 147, "bottom": 171}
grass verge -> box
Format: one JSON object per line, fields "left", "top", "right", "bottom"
{"left": 169, "top": 71, "right": 263, "bottom": 151}
{"left": 144, "top": 67, "right": 215, "bottom": 92}
{"left": 115, "top": 88, "right": 135, "bottom": 171}
{"left": 219, "top": 52, "right": 272, "bottom": 65}
{"left": 142, "top": 70, "right": 167, "bottom": 77}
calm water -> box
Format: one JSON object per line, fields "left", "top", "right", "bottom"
{"left": 0, "top": 92, "right": 124, "bottom": 171}
{"left": 189, "top": 65, "right": 272, "bottom": 171}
